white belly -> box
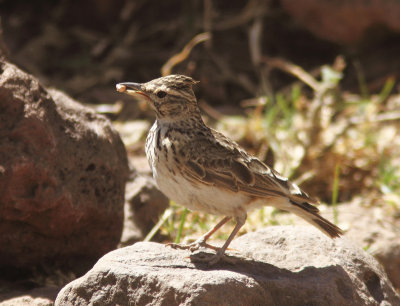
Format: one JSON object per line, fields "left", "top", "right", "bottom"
{"left": 145, "top": 121, "right": 269, "bottom": 217}
{"left": 148, "top": 148, "right": 250, "bottom": 217}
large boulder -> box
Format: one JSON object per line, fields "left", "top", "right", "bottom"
{"left": 55, "top": 226, "right": 399, "bottom": 305}
{"left": 281, "top": 0, "right": 400, "bottom": 44}
{"left": 0, "top": 61, "right": 128, "bottom": 269}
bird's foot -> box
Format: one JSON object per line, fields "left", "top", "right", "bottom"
{"left": 166, "top": 237, "right": 220, "bottom": 252}
{"left": 189, "top": 249, "right": 239, "bottom": 266}
{"left": 193, "top": 251, "right": 223, "bottom": 266}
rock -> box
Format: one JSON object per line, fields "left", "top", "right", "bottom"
{"left": 255, "top": 199, "right": 400, "bottom": 292}
{"left": 120, "top": 174, "right": 169, "bottom": 246}
{"left": 0, "top": 286, "right": 59, "bottom": 306}
{"left": 336, "top": 199, "right": 400, "bottom": 292}
{"left": 373, "top": 235, "right": 400, "bottom": 293}
{"left": 55, "top": 226, "right": 400, "bottom": 305}
{"left": 281, "top": 0, "right": 400, "bottom": 44}
{"left": 0, "top": 61, "right": 129, "bottom": 269}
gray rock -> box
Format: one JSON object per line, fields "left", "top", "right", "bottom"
{"left": 373, "top": 236, "right": 400, "bottom": 293}
{"left": 0, "top": 61, "right": 128, "bottom": 268}
{"left": 55, "top": 226, "right": 400, "bottom": 305}
{"left": 259, "top": 199, "right": 400, "bottom": 292}
{"left": 120, "top": 174, "right": 169, "bottom": 246}
{"left": 0, "top": 286, "right": 59, "bottom": 306}
{"left": 338, "top": 200, "right": 400, "bottom": 292}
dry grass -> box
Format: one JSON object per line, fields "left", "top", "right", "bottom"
{"left": 134, "top": 55, "right": 400, "bottom": 244}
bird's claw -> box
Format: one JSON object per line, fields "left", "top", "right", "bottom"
{"left": 166, "top": 238, "right": 220, "bottom": 252}
{"left": 189, "top": 249, "right": 228, "bottom": 266}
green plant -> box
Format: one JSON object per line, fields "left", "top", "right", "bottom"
{"left": 331, "top": 163, "right": 340, "bottom": 225}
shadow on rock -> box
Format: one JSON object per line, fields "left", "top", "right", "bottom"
{"left": 55, "top": 226, "right": 400, "bottom": 305}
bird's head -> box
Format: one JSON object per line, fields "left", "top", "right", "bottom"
{"left": 116, "top": 75, "right": 200, "bottom": 122}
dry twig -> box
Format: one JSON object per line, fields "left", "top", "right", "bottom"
{"left": 161, "top": 32, "right": 211, "bottom": 76}
{"left": 262, "top": 56, "right": 320, "bottom": 91}
{"left": 215, "top": 0, "right": 267, "bottom": 31}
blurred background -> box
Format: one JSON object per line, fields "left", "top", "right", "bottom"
{"left": 2, "top": 0, "right": 400, "bottom": 104}
{"left": 1, "top": 0, "right": 400, "bottom": 200}
{"left": 1, "top": 0, "right": 400, "bottom": 300}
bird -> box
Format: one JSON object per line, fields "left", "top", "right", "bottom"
{"left": 116, "top": 74, "right": 343, "bottom": 265}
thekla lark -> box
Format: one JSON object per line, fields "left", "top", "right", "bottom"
{"left": 117, "top": 75, "right": 343, "bottom": 265}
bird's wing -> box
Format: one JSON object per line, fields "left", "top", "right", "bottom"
{"left": 180, "top": 129, "right": 318, "bottom": 206}
{"left": 180, "top": 129, "right": 348, "bottom": 239}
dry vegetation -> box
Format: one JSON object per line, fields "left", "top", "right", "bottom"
{"left": 149, "top": 53, "right": 400, "bottom": 244}
{"left": 1, "top": 0, "right": 399, "bottom": 268}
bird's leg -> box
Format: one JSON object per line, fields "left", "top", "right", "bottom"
{"left": 167, "top": 216, "right": 231, "bottom": 251}
{"left": 191, "top": 216, "right": 232, "bottom": 251}
{"left": 206, "top": 214, "right": 246, "bottom": 265}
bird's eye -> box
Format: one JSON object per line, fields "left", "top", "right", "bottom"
{"left": 157, "top": 91, "right": 167, "bottom": 98}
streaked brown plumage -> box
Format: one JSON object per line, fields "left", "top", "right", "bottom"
{"left": 117, "top": 75, "right": 343, "bottom": 265}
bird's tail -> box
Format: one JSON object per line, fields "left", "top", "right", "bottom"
{"left": 288, "top": 199, "right": 343, "bottom": 238}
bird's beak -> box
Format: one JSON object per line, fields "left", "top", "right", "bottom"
{"left": 116, "top": 82, "right": 149, "bottom": 99}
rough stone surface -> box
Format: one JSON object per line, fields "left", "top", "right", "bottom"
{"left": 120, "top": 174, "right": 169, "bottom": 246}
{"left": 373, "top": 236, "right": 400, "bottom": 293}
{"left": 0, "top": 286, "right": 59, "bottom": 306}
{"left": 55, "top": 226, "right": 400, "bottom": 305}
{"left": 338, "top": 200, "right": 400, "bottom": 292}
{"left": 281, "top": 0, "right": 400, "bottom": 44}
{"left": 259, "top": 199, "right": 400, "bottom": 292}
{"left": 0, "top": 61, "right": 128, "bottom": 268}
